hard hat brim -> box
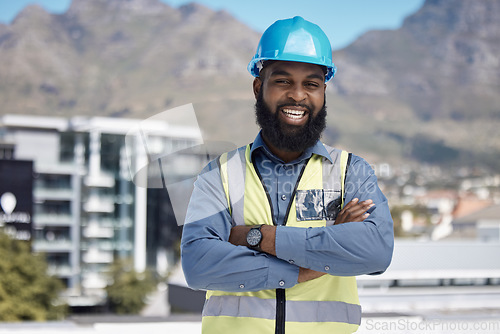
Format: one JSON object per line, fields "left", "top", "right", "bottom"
{"left": 248, "top": 57, "right": 336, "bottom": 82}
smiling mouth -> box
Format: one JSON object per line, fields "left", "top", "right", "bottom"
{"left": 282, "top": 108, "right": 307, "bottom": 119}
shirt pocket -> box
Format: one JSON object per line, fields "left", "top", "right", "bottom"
{"left": 295, "top": 189, "right": 341, "bottom": 223}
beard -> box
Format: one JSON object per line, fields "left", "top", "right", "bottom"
{"left": 255, "top": 90, "right": 327, "bottom": 153}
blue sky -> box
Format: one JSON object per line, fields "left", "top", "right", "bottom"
{"left": 0, "top": 0, "right": 425, "bottom": 50}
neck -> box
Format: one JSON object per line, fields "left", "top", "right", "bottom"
{"left": 261, "top": 134, "right": 302, "bottom": 163}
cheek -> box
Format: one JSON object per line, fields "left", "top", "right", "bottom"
{"left": 262, "top": 90, "right": 281, "bottom": 108}
{"left": 312, "top": 93, "right": 325, "bottom": 109}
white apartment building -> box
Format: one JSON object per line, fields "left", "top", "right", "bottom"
{"left": 0, "top": 110, "right": 206, "bottom": 307}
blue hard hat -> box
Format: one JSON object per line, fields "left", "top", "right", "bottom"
{"left": 247, "top": 16, "right": 336, "bottom": 82}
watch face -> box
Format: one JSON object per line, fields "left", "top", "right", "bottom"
{"left": 246, "top": 228, "right": 262, "bottom": 247}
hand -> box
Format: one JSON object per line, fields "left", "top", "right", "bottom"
{"left": 335, "top": 198, "right": 374, "bottom": 225}
{"left": 298, "top": 267, "right": 326, "bottom": 283}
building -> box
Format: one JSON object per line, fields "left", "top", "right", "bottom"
{"left": 0, "top": 109, "right": 207, "bottom": 307}
{"left": 451, "top": 203, "right": 500, "bottom": 242}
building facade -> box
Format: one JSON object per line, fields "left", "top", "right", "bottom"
{"left": 0, "top": 113, "right": 205, "bottom": 307}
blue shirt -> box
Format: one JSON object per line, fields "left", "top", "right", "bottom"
{"left": 181, "top": 132, "right": 394, "bottom": 292}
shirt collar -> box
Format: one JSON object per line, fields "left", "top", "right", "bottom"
{"left": 250, "top": 131, "right": 333, "bottom": 164}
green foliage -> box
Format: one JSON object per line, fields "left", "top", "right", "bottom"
{"left": 105, "top": 259, "right": 156, "bottom": 314}
{"left": 0, "top": 232, "right": 67, "bottom": 321}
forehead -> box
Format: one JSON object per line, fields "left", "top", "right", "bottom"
{"left": 261, "top": 61, "right": 325, "bottom": 80}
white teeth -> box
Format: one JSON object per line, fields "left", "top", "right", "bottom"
{"left": 282, "top": 109, "right": 305, "bottom": 119}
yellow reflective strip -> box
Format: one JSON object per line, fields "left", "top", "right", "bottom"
{"left": 203, "top": 294, "right": 361, "bottom": 325}
{"left": 203, "top": 295, "right": 276, "bottom": 320}
{"left": 243, "top": 144, "right": 273, "bottom": 226}
{"left": 340, "top": 150, "right": 348, "bottom": 209}
{"left": 227, "top": 147, "right": 248, "bottom": 226}
{"left": 219, "top": 152, "right": 231, "bottom": 215}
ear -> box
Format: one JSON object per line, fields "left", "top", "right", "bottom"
{"left": 253, "top": 77, "right": 263, "bottom": 99}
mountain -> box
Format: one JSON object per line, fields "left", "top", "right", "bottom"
{"left": 0, "top": 0, "right": 260, "bottom": 143}
{"left": 328, "top": 0, "right": 500, "bottom": 167}
{"left": 0, "top": 0, "right": 499, "bottom": 169}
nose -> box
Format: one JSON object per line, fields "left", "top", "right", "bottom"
{"left": 287, "top": 84, "right": 307, "bottom": 102}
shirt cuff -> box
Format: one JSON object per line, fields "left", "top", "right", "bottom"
{"left": 275, "top": 225, "right": 307, "bottom": 268}
{"left": 266, "top": 256, "right": 299, "bottom": 289}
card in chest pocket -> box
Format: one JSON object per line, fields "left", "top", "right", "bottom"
{"left": 295, "top": 189, "right": 341, "bottom": 222}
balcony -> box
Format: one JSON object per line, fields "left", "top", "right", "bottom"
{"left": 84, "top": 173, "right": 115, "bottom": 188}
{"left": 47, "top": 264, "right": 73, "bottom": 277}
{"left": 81, "top": 273, "right": 108, "bottom": 290}
{"left": 36, "top": 162, "right": 82, "bottom": 175}
{"left": 83, "top": 223, "right": 114, "bottom": 239}
{"left": 83, "top": 196, "right": 115, "bottom": 213}
{"left": 32, "top": 239, "right": 74, "bottom": 252}
{"left": 33, "top": 213, "right": 73, "bottom": 226}
{"left": 82, "top": 247, "right": 113, "bottom": 264}
{"left": 34, "top": 188, "right": 74, "bottom": 201}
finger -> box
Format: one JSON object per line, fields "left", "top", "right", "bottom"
{"left": 342, "top": 199, "right": 373, "bottom": 213}
{"left": 343, "top": 208, "right": 367, "bottom": 222}
{"left": 350, "top": 212, "right": 370, "bottom": 222}
{"left": 342, "top": 198, "right": 359, "bottom": 210}
{"left": 336, "top": 199, "right": 374, "bottom": 224}
{"left": 337, "top": 207, "right": 361, "bottom": 223}
{"left": 349, "top": 201, "right": 374, "bottom": 214}
{"left": 351, "top": 204, "right": 374, "bottom": 221}
{"left": 340, "top": 201, "right": 370, "bottom": 215}
{"left": 339, "top": 203, "right": 374, "bottom": 222}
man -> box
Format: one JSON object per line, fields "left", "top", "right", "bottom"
{"left": 181, "top": 16, "right": 393, "bottom": 334}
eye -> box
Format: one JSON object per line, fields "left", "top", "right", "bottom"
{"left": 275, "top": 79, "right": 290, "bottom": 85}
{"left": 305, "top": 81, "right": 320, "bottom": 88}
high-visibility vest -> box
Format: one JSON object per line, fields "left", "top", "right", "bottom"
{"left": 202, "top": 144, "right": 361, "bottom": 334}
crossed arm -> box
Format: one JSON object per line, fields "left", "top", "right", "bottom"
{"left": 181, "top": 156, "right": 394, "bottom": 292}
{"left": 228, "top": 198, "right": 375, "bottom": 283}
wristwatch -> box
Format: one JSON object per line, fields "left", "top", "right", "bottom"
{"left": 246, "top": 225, "right": 264, "bottom": 251}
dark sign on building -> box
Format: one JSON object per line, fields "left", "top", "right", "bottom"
{"left": 0, "top": 159, "right": 34, "bottom": 241}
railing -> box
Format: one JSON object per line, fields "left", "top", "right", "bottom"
{"left": 33, "top": 213, "right": 73, "bottom": 226}
{"left": 47, "top": 264, "right": 73, "bottom": 277}
{"left": 84, "top": 173, "right": 115, "bottom": 188}
{"left": 83, "top": 196, "right": 115, "bottom": 213}
{"left": 83, "top": 224, "right": 114, "bottom": 238}
{"left": 32, "top": 239, "right": 74, "bottom": 252}
{"left": 34, "top": 188, "right": 74, "bottom": 200}
{"left": 82, "top": 248, "right": 113, "bottom": 263}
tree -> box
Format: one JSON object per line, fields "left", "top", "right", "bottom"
{"left": 0, "top": 232, "right": 67, "bottom": 321}
{"left": 105, "top": 259, "right": 156, "bottom": 314}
